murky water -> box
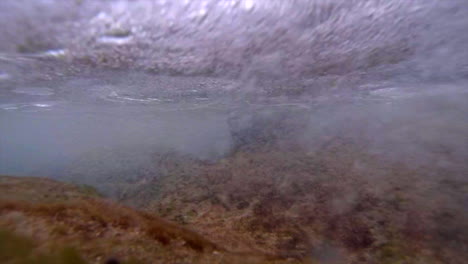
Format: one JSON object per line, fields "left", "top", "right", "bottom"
{"left": 0, "top": 0, "right": 467, "bottom": 183}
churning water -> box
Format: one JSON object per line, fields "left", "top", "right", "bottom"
{"left": 0, "top": 0, "right": 467, "bottom": 181}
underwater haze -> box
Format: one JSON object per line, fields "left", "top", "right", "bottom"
{"left": 1, "top": 0, "right": 468, "bottom": 263}
{"left": 1, "top": 0, "right": 467, "bottom": 181}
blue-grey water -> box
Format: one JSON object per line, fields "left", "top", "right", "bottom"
{"left": 0, "top": 0, "right": 467, "bottom": 184}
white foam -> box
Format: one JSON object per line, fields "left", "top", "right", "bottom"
{"left": 13, "top": 87, "right": 54, "bottom": 96}
{"left": 97, "top": 36, "right": 133, "bottom": 45}
{"left": 0, "top": 104, "right": 19, "bottom": 110}
{"left": 33, "top": 103, "right": 52, "bottom": 108}
{"left": 107, "top": 91, "right": 162, "bottom": 103}
{"left": 40, "top": 49, "right": 67, "bottom": 58}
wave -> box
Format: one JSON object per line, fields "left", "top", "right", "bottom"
{"left": 0, "top": 0, "right": 467, "bottom": 82}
